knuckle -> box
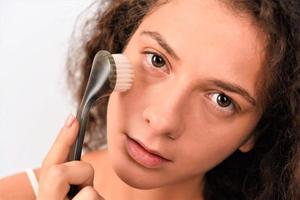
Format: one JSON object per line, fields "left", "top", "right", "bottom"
{"left": 39, "top": 164, "right": 69, "bottom": 192}
{"left": 78, "top": 161, "right": 95, "bottom": 176}
{"left": 47, "top": 164, "right": 66, "bottom": 179}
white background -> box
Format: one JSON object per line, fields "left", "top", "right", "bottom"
{"left": 0, "top": 0, "right": 94, "bottom": 177}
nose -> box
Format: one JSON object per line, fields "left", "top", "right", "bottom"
{"left": 142, "top": 87, "right": 188, "bottom": 140}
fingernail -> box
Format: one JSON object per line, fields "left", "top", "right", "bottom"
{"left": 64, "top": 114, "right": 75, "bottom": 127}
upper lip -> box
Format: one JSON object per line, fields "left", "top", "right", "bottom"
{"left": 127, "top": 135, "right": 172, "bottom": 161}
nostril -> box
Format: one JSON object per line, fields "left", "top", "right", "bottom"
{"left": 143, "top": 108, "right": 155, "bottom": 125}
{"left": 145, "top": 118, "right": 150, "bottom": 124}
{"left": 167, "top": 133, "right": 176, "bottom": 140}
{"left": 142, "top": 105, "right": 182, "bottom": 140}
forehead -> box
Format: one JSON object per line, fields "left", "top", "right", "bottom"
{"left": 140, "top": 0, "right": 266, "bottom": 63}
{"left": 131, "top": 0, "right": 266, "bottom": 104}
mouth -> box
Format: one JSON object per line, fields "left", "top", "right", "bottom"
{"left": 125, "top": 134, "right": 172, "bottom": 169}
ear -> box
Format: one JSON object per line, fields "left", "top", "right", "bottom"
{"left": 238, "top": 135, "right": 256, "bottom": 153}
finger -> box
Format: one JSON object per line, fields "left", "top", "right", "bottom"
{"left": 73, "top": 186, "right": 105, "bottom": 200}
{"left": 38, "top": 161, "right": 94, "bottom": 200}
{"left": 42, "top": 114, "right": 79, "bottom": 167}
{"left": 44, "top": 161, "right": 94, "bottom": 186}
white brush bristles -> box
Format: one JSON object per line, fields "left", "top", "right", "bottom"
{"left": 112, "top": 54, "right": 134, "bottom": 92}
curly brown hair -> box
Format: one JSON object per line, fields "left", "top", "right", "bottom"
{"left": 66, "top": 0, "right": 300, "bottom": 199}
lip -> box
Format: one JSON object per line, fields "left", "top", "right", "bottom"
{"left": 125, "top": 135, "right": 171, "bottom": 169}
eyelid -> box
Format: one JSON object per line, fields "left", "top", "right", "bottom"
{"left": 219, "top": 93, "right": 241, "bottom": 112}
{"left": 207, "top": 92, "right": 241, "bottom": 114}
{"left": 142, "top": 48, "right": 172, "bottom": 70}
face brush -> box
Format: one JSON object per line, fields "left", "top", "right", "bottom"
{"left": 67, "top": 50, "right": 133, "bottom": 198}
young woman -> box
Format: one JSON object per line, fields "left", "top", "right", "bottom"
{"left": 1, "top": 0, "right": 299, "bottom": 199}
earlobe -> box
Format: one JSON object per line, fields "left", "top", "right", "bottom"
{"left": 238, "top": 135, "right": 256, "bottom": 153}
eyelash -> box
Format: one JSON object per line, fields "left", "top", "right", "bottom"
{"left": 207, "top": 92, "right": 240, "bottom": 114}
{"left": 142, "top": 51, "right": 170, "bottom": 74}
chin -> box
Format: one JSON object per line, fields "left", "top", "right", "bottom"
{"left": 112, "top": 162, "right": 164, "bottom": 189}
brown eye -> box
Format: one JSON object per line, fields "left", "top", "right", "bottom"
{"left": 146, "top": 53, "right": 166, "bottom": 68}
{"left": 209, "top": 92, "right": 238, "bottom": 114}
{"left": 216, "top": 93, "right": 232, "bottom": 107}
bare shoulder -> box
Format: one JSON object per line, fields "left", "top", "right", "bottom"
{"left": 0, "top": 149, "right": 108, "bottom": 200}
{"left": 0, "top": 168, "right": 41, "bottom": 200}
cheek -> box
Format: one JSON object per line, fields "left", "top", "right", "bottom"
{"left": 107, "top": 93, "right": 123, "bottom": 129}
{"left": 176, "top": 114, "right": 259, "bottom": 173}
{"left": 107, "top": 85, "right": 146, "bottom": 131}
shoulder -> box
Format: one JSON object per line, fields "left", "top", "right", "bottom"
{"left": 0, "top": 169, "right": 40, "bottom": 200}
{"left": 0, "top": 149, "right": 108, "bottom": 200}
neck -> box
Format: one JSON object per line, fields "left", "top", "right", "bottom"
{"left": 98, "top": 150, "right": 204, "bottom": 200}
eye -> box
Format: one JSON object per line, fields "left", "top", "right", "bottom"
{"left": 216, "top": 94, "right": 231, "bottom": 107}
{"left": 142, "top": 51, "right": 171, "bottom": 74}
{"left": 208, "top": 92, "right": 238, "bottom": 113}
{"left": 142, "top": 51, "right": 170, "bottom": 74}
{"left": 149, "top": 53, "right": 165, "bottom": 68}
{"left": 145, "top": 52, "right": 166, "bottom": 68}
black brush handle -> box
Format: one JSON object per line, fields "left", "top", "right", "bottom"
{"left": 66, "top": 50, "right": 114, "bottom": 198}
{"left": 67, "top": 103, "right": 91, "bottom": 199}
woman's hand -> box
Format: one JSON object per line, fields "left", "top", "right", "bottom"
{"left": 37, "top": 114, "right": 104, "bottom": 200}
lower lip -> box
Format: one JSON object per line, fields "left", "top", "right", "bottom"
{"left": 125, "top": 136, "right": 170, "bottom": 169}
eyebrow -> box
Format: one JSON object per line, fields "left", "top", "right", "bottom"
{"left": 208, "top": 79, "right": 257, "bottom": 106}
{"left": 141, "top": 30, "right": 180, "bottom": 60}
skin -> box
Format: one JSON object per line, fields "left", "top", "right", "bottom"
{"left": 106, "top": 0, "right": 266, "bottom": 199}
{"left": 0, "top": 0, "right": 267, "bottom": 199}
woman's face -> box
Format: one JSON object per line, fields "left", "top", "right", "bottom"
{"left": 107, "top": 0, "right": 266, "bottom": 189}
